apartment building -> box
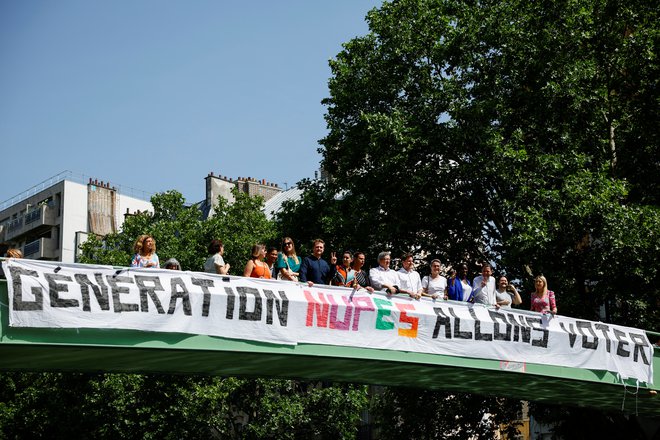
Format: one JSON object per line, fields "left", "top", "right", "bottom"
{"left": 0, "top": 175, "right": 152, "bottom": 263}
{"left": 200, "top": 172, "right": 283, "bottom": 218}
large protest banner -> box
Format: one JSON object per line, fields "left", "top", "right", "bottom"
{"left": 3, "top": 259, "right": 654, "bottom": 384}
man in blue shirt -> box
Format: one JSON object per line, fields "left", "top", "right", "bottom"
{"left": 299, "top": 239, "right": 337, "bottom": 286}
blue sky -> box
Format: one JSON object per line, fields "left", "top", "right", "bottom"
{"left": 0, "top": 0, "right": 382, "bottom": 204}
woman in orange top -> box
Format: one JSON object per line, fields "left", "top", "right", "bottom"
{"left": 243, "top": 244, "right": 271, "bottom": 279}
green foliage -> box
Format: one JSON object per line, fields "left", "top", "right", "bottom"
{"left": 275, "top": 0, "right": 660, "bottom": 434}
{"left": 372, "top": 388, "right": 522, "bottom": 440}
{"left": 79, "top": 188, "right": 276, "bottom": 273}
{"left": 0, "top": 373, "right": 368, "bottom": 439}
{"left": 278, "top": 0, "right": 660, "bottom": 330}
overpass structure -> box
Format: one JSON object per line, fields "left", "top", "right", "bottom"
{"left": 1, "top": 271, "right": 658, "bottom": 418}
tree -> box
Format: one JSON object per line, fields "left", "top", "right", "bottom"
{"left": 2, "top": 190, "right": 369, "bottom": 439}
{"left": 275, "top": 0, "right": 660, "bottom": 435}
{"left": 79, "top": 188, "right": 277, "bottom": 272}
{"left": 278, "top": 0, "right": 660, "bottom": 328}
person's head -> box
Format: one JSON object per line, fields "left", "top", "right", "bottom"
{"left": 430, "top": 259, "right": 442, "bottom": 275}
{"left": 353, "top": 251, "right": 366, "bottom": 269}
{"left": 401, "top": 253, "right": 415, "bottom": 271}
{"left": 266, "top": 246, "right": 279, "bottom": 264}
{"left": 164, "top": 258, "right": 181, "bottom": 270}
{"left": 208, "top": 239, "right": 224, "bottom": 255}
{"left": 251, "top": 244, "right": 266, "bottom": 260}
{"left": 498, "top": 276, "right": 509, "bottom": 289}
{"left": 480, "top": 263, "right": 493, "bottom": 279}
{"left": 312, "top": 239, "right": 325, "bottom": 257}
{"left": 377, "top": 251, "right": 391, "bottom": 269}
{"left": 534, "top": 275, "right": 548, "bottom": 295}
{"left": 458, "top": 263, "right": 469, "bottom": 278}
{"left": 281, "top": 237, "right": 297, "bottom": 256}
{"left": 6, "top": 248, "right": 22, "bottom": 258}
{"left": 341, "top": 251, "right": 353, "bottom": 268}
{"left": 134, "top": 235, "right": 156, "bottom": 255}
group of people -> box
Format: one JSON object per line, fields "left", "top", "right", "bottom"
{"left": 129, "top": 235, "right": 558, "bottom": 315}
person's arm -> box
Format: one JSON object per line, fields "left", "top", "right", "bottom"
{"left": 299, "top": 257, "right": 312, "bottom": 285}
{"left": 217, "top": 263, "right": 230, "bottom": 275}
{"left": 420, "top": 277, "right": 438, "bottom": 299}
{"left": 549, "top": 291, "right": 557, "bottom": 314}
{"left": 370, "top": 268, "right": 397, "bottom": 294}
{"left": 324, "top": 260, "right": 337, "bottom": 284}
{"left": 243, "top": 260, "right": 254, "bottom": 277}
{"left": 510, "top": 286, "right": 522, "bottom": 305}
{"left": 496, "top": 293, "right": 511, "bottom": 307}
{"left": 215, "top": 256, "right": 230, "bottom": 274}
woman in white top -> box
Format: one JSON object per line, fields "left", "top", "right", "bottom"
{"left": 204, "top": 239, "right": 230, "bottom": 274}
{"left": 422, "top": 259, "right": 448, "bottom": 299}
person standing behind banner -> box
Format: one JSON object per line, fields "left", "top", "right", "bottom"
{"left": 496, "top": 275, "right": 522, "bottom": 308}
{"left": 471, "top": 263, "right": 496, "bottom": 305}
{"left": 530, "top": 275, "right": 557, "bottom": 315}
{"left": 244, "top": 244, "right": 271, "bottom": 279}
{"left": 204, "top": 239, "right": 230, "bottom": 274}
{"left": 447, "top": 263, "right": 472, "bottom": 301}
{"left": 299, "top": 239, "right": 336, "bottom": 286}
{"left": 276, "top": 237, "right": 301, "bottom": 281}
{"left": 352, "top": 251, "right": 374, "bottom": 293}
{"left": 422, "top": 259, "right": 448, "bottom": 300}
{"left": 331, "top": 251, "right": 357, "bottom": 287}
{"left": 131, "top": 235, "right": 159, "bottom": 268}
{"left": 266, "top": 246, "right": 279, "bottom": 278}
{"left": 397, "top": 253, "right": 423, "bottom": 299}
{"left": 164, "top": 258, "right": 181, "bottom": 270}
{"left": 369, "top": 251, "right": 400, "bottom": 296}
{"left": 0, "top": 248, "right": 23, "bottom": 279}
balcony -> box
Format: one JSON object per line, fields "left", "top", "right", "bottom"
{"left": 5, "top": 204, "right": 58, "bottom": 241}
{"left": 23, "top": 237, "right": 58, "bottom": 260}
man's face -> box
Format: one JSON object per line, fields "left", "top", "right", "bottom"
{"left": 356, "top": 254, "right": 365, "bottom": 266}
{"left": 481, "top": 266, "right": 492, "bottom": 278}
{"left": 313, "top": 242, "right": 324, "bottom": 257}
{"left": 403, "top": 257, "right": 414, "bottom": 271}
{"left": 379, "top": 255, "right": 391, "bottom": 269}
{"left": 267, "top": 250, "right": 278, "bottom": 263}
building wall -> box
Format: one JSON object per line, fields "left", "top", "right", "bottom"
{"left": 60, "top": 181, "right": 89, "bottom": 262}
{"left": 204, "top": 173, "right": 283, "bottom": 218}
{"left": 0, "top": 179, "right": 153, "bottom": 263}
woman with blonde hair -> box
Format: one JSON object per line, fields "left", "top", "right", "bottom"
{"left": 130, "top": 234, "right": 159, "bottom": 268}
{"left": 530, "top": 275, "right": 557, "bottom": 315}
{"left": 243, "top": 244, "right": 271, "bottom": 279}
{"left": 276, "top": 237, "right": 300, "bottom": 281}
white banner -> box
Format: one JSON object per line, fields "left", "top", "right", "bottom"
{"left": 3, "top": 259, "right": 654, "bottom": 384}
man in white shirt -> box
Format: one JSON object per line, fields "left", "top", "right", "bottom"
{"left": 397, "top": 253, "right": 423, "bottom": 299}
{"left": 369, "top": 251, "right": 400, "bottom": 295}
{"left": 471, "top": 263, "right": 497, "bottom": 306}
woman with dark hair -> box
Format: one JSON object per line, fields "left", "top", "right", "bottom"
{"left": 276, "top": 237, "right": 300, "bottom": 281}
{"left": 447, "top": 263, "right": 472, "bottom": 301}
{"left": 530, "top": 275, "right": 557, "bottom": 314}
{"left": 243, "top": 244, "right": 271, "bottom": 279}
{"left": 331, "top": 251, "right": 357, "bottom": 287}
{"left": 130, "top": 235, "right": 159, "bottom": 268}
{"left": 352, "top": 251, "right": 374, "bottom": 292}
{"left": 204, "top": 239, "right": 230, "bottom": 274}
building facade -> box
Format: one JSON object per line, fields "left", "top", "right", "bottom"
{"left": 0, "top": 177, "right": 152, "bottom": 263}
{"left": 202, "top": 172, "right": 283, "bottom": 218}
